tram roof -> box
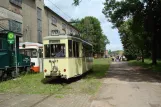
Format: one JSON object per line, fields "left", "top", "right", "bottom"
{"left": 43, "top": 35, "right": 92, "bottom": 46}
{"left": 19, "top": 42, "right": 43, "bottom": 47}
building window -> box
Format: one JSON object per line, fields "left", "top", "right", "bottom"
{"left": 70, "top": 28, "right": 73, "bottom": 33}
{"left": 62, "top": 23, "right": 66, "bottom": 30}
{"left": 52, "top": 17, "right": 57, "bottom": 26}
{"left": 37, "top": 31, "right": 42, "bottom": 43}
{"left": 9, "top": 0, "right": 22, "bottom": 7}
{"left": 37, "top": 7, "right": 42, "bottom": 43}
{"left": 37, "top": 8, "right": 42, "bottom": 20}
{"left": 51, "top": 30, "right": 60, "bottom": 36}
{"left": 37, "top": 20, "right": 42, "bottom": 31}
{"left": 9, "top": 20, "right": 22, "bottom": 33}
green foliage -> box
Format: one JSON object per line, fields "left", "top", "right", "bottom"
{"left": 129, "top": 59, "right": 161, "bottom": 72}
{"left": 72, "top": 16, "right": 110, "bottom": 54}
{"left": 102, "top": 0, "right": 161, "bottom": 64}
{"left": 72, "top": 0, "right": 82, "bottom": 6}
{"left": 110, "top": 50, "right": 124, "bottom": 56}
{"left": 119, "top": 19, "right": 147, "bottom": 59}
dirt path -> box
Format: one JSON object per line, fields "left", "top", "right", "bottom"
{"left": 91, "top": 62, "right": 161, "bottom": 107}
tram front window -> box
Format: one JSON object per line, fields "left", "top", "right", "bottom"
{"left": 44, "top": 44, "right": 65, "bottom": 58}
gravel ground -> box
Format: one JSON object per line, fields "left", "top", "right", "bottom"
{"left": 91, "top": 62, "right": 161, "bottom": 107}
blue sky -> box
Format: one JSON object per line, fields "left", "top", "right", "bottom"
{"left": 45, "top": 0, "right": 123, "bottom": 51}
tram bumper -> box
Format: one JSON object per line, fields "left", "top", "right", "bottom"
{"left": 51, "top": 71, "right": 58, "bottom": 76}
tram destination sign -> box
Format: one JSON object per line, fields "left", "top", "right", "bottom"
{"left": 49, "top": 40, "right": 60, "bottom": 44}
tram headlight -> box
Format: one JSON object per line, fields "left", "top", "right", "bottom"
{"left": 44, "top": 69, "right": 47, "bottom": 72}
{"left": 64, "top": 69, "right": 66, "bottom": 72}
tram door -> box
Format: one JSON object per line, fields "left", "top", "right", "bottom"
{"left": 39, "top": 48, "right": 43, "bottom": 72}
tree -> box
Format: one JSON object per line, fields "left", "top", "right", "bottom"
{"left": 118, "top": 19, "right": 147, "bottom": 62}
{"left": 144, "top": 0, "right": 161, "bottom": 65}
{"left": 102, "top": 0, "right": 161, "bottom": 65}
{"left": 72, "top": 16, "right": 110, "bottom": 55}
{"left": 72, "top": 0, "right": 82, "bottom": 6}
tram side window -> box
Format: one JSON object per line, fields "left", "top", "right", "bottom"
{"left": 83, "top": 44, "right": 87, "bottom": 57}
{"left": 68, "top": 40, "right": 72, "bottom": 57}
{"left": 76, "top": 42, "right": 79, "bottom": 57}
{"left": 73, "top": 41, "right": 79, "bottom": 57}
{"left": 83, "top": 44, "right": 92, "bottom": 57}
{"left": 24, "top": 50, "right": 31, "bottom": 57}
{"left": 20, "top": 49, "right": 37, "bottom": 58}
{"left": 0, "top": 39, "right": 2, "bottom": 49}
{"left": 88, "top": 45, "right": 93, "bottom": 57}
{"left": 73, "top": 41, "right": 76, "bottom": 57}
{"left": 39, "top": 49, "right": 43, "bottom": 58}
{"left": 32, "top": 50, "right": 37, "bottom": 58}
{"left": 45, "top": 45, "right": 50, "bottom": 58}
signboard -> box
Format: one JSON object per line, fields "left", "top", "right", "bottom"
{"left": 7, "top": 32, "right": 15, "bottom": 44}
{"left": 49, "top": 40, "right": 60, "bottom": 44}
{"left": 9, "top": 20, "right": 22, "bottom": 33}
{"left": 0, "top": 7, "right": 22, "bottom": 23}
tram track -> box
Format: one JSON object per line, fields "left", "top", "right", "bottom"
{"left": 29, "top": 83, "right": 67, "bottom": 107}
{"left": 29, "top": 94, "right": 54, "bottom": 107}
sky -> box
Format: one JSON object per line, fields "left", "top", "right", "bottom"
{"left": 44, "top": 0, "right": 123, "bottom": 51}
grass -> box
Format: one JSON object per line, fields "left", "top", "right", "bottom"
{"left": 0, "top": 58, "right": 110, "bottom": 96}
{"left": 128, "top": 59, "right": 161, "bottom": 72}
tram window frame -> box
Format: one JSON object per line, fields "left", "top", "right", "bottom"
{"left": 76, "top": 42, "right": 79, "bottom": 57}
{"left": 83, "top": 44, "right": 92, "bottom": 57}
{"left": 73, "top": 41, "right": 79, "bottom": 58}
{"left": 38, "top": 48, "right": 43, "bottom": 58}
{"left": 0, "top": 39, "right": 3, "bottom": 49}
{"left": 44, "top": 44, "right": 66, "bottom": 58}
{"left": 68, "top": 40, "right": 72, "bottom": 57}
{"left": 19, "top": 49, "right": 38, "bottom": 58}
{"left": 44, "top": 44, "right": 50, "bottom": 58}
{"left": 73, "top": 41, "right": 76, "bottom": 57}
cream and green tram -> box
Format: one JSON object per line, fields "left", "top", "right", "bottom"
{"left": 43, "top": 35, "right": 93, "bottom": 79}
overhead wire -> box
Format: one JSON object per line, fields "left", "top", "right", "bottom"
{"left": 47, "top": 0, "right": 73, "bottom": 20}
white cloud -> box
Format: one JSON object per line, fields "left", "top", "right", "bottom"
{"left": 44, "top": 0, "right": 123, "bottom": 51}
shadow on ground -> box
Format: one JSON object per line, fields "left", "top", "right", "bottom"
{"left": 106, "top": 62, "right": 161, "bottom": 83}
{"left": 41, "top": 64, "right": 109, "bottom": 85}
{"left": 41, "top": 69, "right": 94, "bottom": 85}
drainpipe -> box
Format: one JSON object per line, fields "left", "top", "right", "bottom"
{"left": 47, "top": 11, "right": 49, "bottom": 36}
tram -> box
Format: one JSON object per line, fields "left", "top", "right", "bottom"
{"left": 0, "top": 31, "right": 32, "bottom": 79}
{"left": 43, "top": 35, "right": 93, "bottom": 79}
{"left": 19, "top": 42, "right": 43, "bottom": 72}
